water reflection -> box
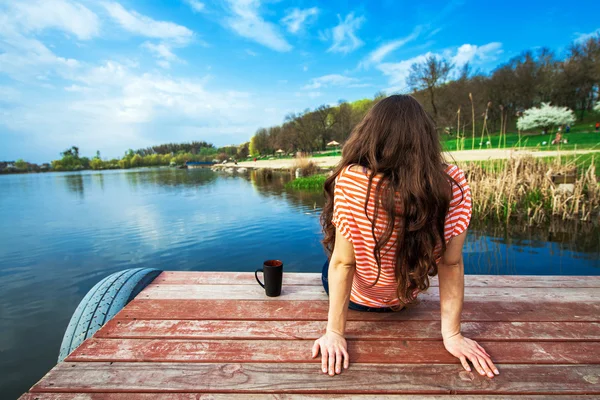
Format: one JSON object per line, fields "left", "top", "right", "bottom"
{"left": 249, "top": 170, "right": 325, "bottom": 213}
{"left": 61, "top": 173, "right": 85, "bottom": 198}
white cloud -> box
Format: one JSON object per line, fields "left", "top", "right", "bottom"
{"left": 361, "top": 26, "right": 421, "bottom": 67}
{"left": 0, "top": 0, "right": 99, "bottom": 81}
{"left": 0, "top": 29, "right": 80, "bottom": 81}
{"left": 223, "top": 0, "right": 291, "bottom": 52}
{"left": 142, "top": 42, "right": 178, "bottom": 61}
{"left": 103, "top": 2, "right": 194, "bottom": 43}
{"left": 574, "top": 29, "right": 600, "bottom": 43}
{"left": 303, "top": 74, "right": 366, "bottom": 90}
{"left": 327, "top": 13, "right": 365, "bottom": 54}
{"left": 377, "top": 42, "right": 503, "bottom": 92}
{"left": 184, "top": 0, "right": 205, "bottom": 13}
{"left": 3, "top": 0, "right": 100, "bottom": 40}
{"left": 377, "top": 53, "right": 432, "bottom": 93}
{"left": 451, "top": 42, "right": 502, "bottom": 66}
{"left": 281, "top": 7, "right": 319, "bottom": 34}
{"left": 245, "top": 49, "right": 258, "bottom": 56}
{"left": 1, "top": 59, "right": 273, "bottom": 160}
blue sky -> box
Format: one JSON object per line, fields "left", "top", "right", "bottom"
{"left": 1, "top": 0, "right": 598, "bottom": 163}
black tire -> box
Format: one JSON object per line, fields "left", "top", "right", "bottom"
{"left": 58, "top": 268, "right": 161, "bottom": 361}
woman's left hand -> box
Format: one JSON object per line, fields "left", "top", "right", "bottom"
{"left": 443, "top": 333, "right": 499, "bottom": 378}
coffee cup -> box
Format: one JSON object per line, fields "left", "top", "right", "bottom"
{"left": 255, "top": 260, "right": 283, "bottom": 297}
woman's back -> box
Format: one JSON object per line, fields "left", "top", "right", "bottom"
{"left": 332, "top": 163, "right": 472, "bottom": 308}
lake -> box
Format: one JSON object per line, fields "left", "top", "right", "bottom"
{"left": 1, "top": 167, "right": 599, "bottom": 398}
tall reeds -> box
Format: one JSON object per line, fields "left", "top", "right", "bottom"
{"left": 469, "top": 93, "right": 475, "bottom": 150}
{"left": 461, "top": 156, "right": 599, "bottom": 224}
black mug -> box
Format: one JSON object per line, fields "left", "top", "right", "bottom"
{"left": 255, "top": 260, "right": 283, "bottom": 297}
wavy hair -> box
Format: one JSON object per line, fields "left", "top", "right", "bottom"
{"left": 321, "top": 95, "right": 458, "bottom": 309}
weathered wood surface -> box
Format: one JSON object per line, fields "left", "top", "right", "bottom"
{"left": 139, "top": 283, "right": 598, "bottom": 302}
{"left": 118, "top": 299, "right": 600, "bottom": 321}
{"left": 21, "top": 272, "right": 600, "bottom": 398}
{"left": 97, "top": 319, "right": 600, "bottom": 341}
{"left": 68, "top": 338, "right": 600, "bottom": 364}
{"left": 19, "top": 394, "right": 599, "bottom": 399}
{"left": 29, "top": 362, "right": 600, "bottom": 394}
{"left": 154, "top": 271, "right": 600, "bottom": 288}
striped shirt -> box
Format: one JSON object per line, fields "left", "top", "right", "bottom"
{"left": 331, "top": 164, "right": 472, "bottom": 308}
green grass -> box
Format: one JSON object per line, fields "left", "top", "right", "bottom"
{"left": 285, "top": 174, "right": 327, "bottom": 190}
{"left": 442, "top": 129, "right": 600, "bottom": 152}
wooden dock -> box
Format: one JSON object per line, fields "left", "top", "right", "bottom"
{"left": 20, "top": 272, "right": 600, "bottom": 398}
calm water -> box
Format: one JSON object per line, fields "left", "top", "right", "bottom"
{"left": 1, "top": 168, "right": 599, "bottom": 398}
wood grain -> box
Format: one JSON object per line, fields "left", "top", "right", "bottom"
{"left": 67, "top": 338, "right": 600, "bottom": 364}
{"left": 19, "top": 394, "right": 599, "bottom": 399}
{"left": 153, "top": 272, "right": 600, "bottom": 288}
{"left": 19, "top": 393, "right": 599, "bottom": 399}
{"left": 117, "top": 299, "right": 600, "bottom": 322}
{"left": 31, "top": 362, "right": 600, "bottom": 394}
{"left": 139, "top": 284, "right": 600, "bottom": 302}
{"left": 97, "top": 319, "right": 600, "bottom": 341}
{"left": 20, "top": 272, "right": 600, "bottom": 398}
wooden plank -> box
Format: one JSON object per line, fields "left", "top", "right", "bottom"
{"left": 67, "top": 338, "right": 600, "bottom": 364}
{"left": 97, "top": 319, "right": 600, "bottom": 341}
{"left": 118, "top": 299, "right": 600, "bottom": 322}
{"left": 153, "top": 271, "right": 324, "bottom": 286}
{"left": 30, "top": 362, "right": 600, "bottom": 394}
{"left": 153, "top": 271, "right": 600, "bottom": 288}
{"left": 19, "top": 394, "right": 598, "bottom": 400}
{"left": 19, "top": 393, "right": 599, "bottom": 399}
{"left": 138, "top": 284, "right": 600, "bottom": 302}
{"left": 138, "top": 284, "right": 327, "bottom": 300}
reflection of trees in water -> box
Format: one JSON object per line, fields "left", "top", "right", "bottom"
{"left": 62, "top": 173, "right": 85, "bottom": 198}
{"left": 91, "top": 173, "right": 104, "bottom": 192}
{"left": 249, "top": 170, "right": 326, "bottom": 213}
{"left": 124, "top": 168, "right": 218, "bottom": 188}
{"left": 468, "top": 219, "right": 600, "bottom": 255}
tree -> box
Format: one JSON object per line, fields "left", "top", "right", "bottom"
{"left": 594, "top": 101, "right": 600, "bottom": 113}
{"left": 61, "top": 146, "right": 80, "bottom": 158}
{"left": 407, "top": 56, "right": 453, "bottom": 118}
{"left": 516, "top": 103, "right": 576, "bottom": 133}
{"left": 90, "top": 158, "right": 104, "bottom": 170}
{"left": 130, "top": 154, "right": 142, "bottom": 167}
{"left": 15, "top": 159, "right": 28, "bottom": 170}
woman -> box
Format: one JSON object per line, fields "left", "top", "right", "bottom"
{"left": 311, "top": 95, "right": 498, "bottom": 378}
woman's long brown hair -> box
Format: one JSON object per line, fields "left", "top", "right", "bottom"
{"left": 321, "top": 94, "right": 457, "bottom": 309}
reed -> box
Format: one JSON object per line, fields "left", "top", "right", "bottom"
{"left": 460, "top": 156, "right": 599, "bottom": 224}
{"left": 290, "top": 156, "right": 318, "bottom": 177}
{"left": 469, "top": 93, "right": 475, "bottom": 150}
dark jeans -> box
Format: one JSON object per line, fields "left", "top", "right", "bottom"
{"left": 321, "top": 260, "right": 394, "bottom": 313}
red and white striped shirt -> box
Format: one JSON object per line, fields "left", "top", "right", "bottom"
{"left": 331, "top": 164, "right": 472, "bottom": 308}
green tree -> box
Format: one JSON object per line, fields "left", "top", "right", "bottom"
{"left": 130, "top": 154, "right": 143, "bottom": 167}
{"left": 90, "top": 158, "right": 104, "bottom": 170}
{"left": 15, "top": 159, "right": 28, "bottom": 170}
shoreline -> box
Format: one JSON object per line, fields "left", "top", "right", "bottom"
{"left": 223, "top": 148, "right": 600, "bottom": 170}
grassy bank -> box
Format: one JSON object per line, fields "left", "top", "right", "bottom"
{"left": 286, "top": 174, "right": 327, "bottom": 190}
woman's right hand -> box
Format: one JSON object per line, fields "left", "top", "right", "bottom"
{"left": 311, "top": 330, "right": 349, "bottom": 376}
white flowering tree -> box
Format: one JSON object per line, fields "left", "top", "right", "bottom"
{"left": 516, "top": 103, "right": 576, "bottom": 133}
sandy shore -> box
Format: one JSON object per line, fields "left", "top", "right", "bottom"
{"left": 228, "top": 148, "right": 600, "bottom": 170}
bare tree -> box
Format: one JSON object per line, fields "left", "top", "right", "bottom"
{"left": 407, "top": 56, "right": 453, "bottom": 118}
